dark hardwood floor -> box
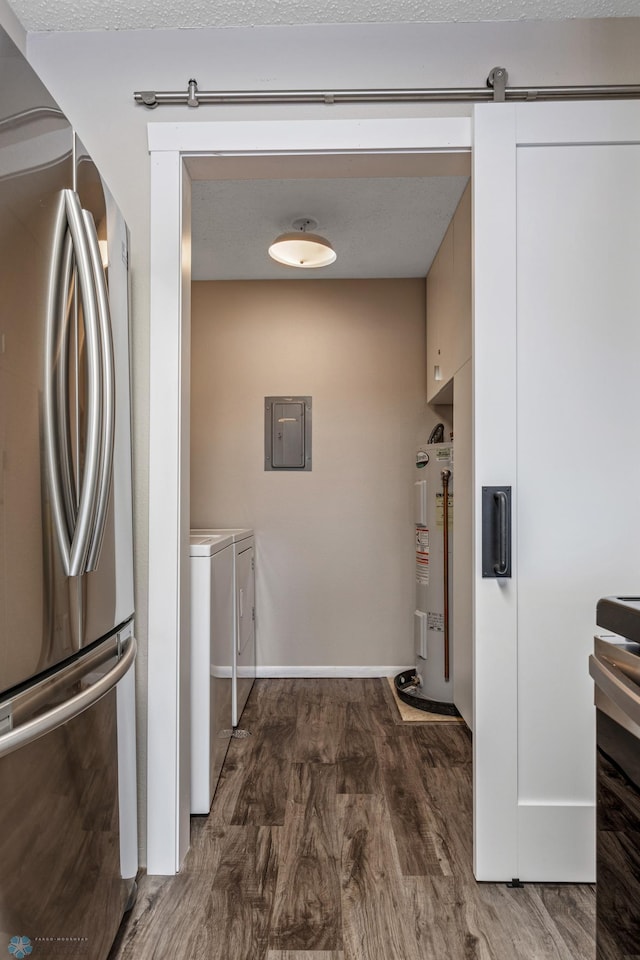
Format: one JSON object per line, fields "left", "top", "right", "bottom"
{"left": 110, "top": 678, "right": 595, "bottom": 960}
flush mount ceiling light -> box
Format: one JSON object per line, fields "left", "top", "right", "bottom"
{"left": 268, "top": 217, "right": 337, "bottom": 269}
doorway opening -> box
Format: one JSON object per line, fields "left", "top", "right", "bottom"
{"left": 188, "top": 150, "right": 472, "bottom": 714}
{"left": 145, "top": 117, "right": 473, "bottom": 875}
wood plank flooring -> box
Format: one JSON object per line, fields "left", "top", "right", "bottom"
{"left": 109, "top": 678, "right": 595, "bottom": 960}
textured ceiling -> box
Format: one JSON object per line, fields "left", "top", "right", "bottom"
{"left": 191, "top": 174, "right": 469, "bottom": 281}
{"left": 7, "top": 0, "right": 640, "bottom": 31}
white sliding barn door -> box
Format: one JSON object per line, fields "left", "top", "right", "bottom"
{"left": 473, "top": 102, "right": 640, "bottom": 881}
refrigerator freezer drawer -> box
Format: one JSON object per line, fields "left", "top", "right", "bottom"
{"left": 0, "top": 627, "right": 137, "bottom": 958}
{"left": 0, "top": 686, "right": 132, "bottom": 958}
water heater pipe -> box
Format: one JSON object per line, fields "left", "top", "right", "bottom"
{"left": 442, "top": 469, "right": 451, "bottom": 682}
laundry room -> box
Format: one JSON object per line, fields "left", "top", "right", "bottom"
{"left": 188, "top": 151, "right": 473, "bottom": 716}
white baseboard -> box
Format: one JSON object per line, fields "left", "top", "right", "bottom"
{"left": 255, "top": 665, "right": 407, "bottom": 678}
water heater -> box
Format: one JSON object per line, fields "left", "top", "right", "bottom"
{"left": 413, "top": 441, "right": 454, "bottom": 705}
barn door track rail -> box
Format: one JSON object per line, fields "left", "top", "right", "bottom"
{"left": 134, "top": 68, "right": 640, "bottom": 109}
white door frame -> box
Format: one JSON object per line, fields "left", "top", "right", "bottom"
{"left": 145, "top": 116, "right": 474, "bottom": 874}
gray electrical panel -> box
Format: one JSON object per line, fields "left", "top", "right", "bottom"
{"left": 264, "top": 396, "right": 312, "bottom": 471}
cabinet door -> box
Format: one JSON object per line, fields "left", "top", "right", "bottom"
{"left": 235, "top": 544, "right": 255, "bottom": 725}
{"left": 451, "top": 183, "right": 472, "bottom": 376}
{"left": 426, "top": 187, "right": 471, "bottom": 404}
{"left": 425, "top": 221, "right": 453, "bottom": 401}
{"left": 236, "top": 545, "right": 254, "bottom": 656}
{"left": 473, "top": 101, "right": 640, "bottom": 882}
{"left": 425, "top": 268, "right": 441, "bottom": 402}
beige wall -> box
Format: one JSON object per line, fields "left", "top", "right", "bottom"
{"left": 191, "top": 278, "right": 432, "bottom": 670}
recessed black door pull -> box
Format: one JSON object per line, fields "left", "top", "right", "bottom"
{"left": 482, "top": 486, "right": 512, "bottom": 578}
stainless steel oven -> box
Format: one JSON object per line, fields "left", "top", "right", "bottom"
{"left": 590, "top": 597, "right": 640, "bottom": 960}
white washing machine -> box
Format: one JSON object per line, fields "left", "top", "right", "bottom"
{"left": 192, "top": 528, "right": 256, "bottom": 727}
{"left": 189, "top": 531, "right": 234, "bottom": 813}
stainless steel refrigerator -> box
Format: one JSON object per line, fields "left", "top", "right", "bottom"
{"left": 0, "top": 27, "right": 137, "bottom": 959}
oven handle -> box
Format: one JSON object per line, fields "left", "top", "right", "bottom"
{"left": 589, "top": 653, "right": 640, "bottom": 729}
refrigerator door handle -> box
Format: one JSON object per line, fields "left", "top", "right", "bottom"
{"left": 45, "top": 192, "right": 74, "bottom": 571}
{"left": 0, "top": 634, "right": 136, "bottom": 761}
{"left": 82, "top": 210, "right": 115, "bottom": 572}
{"left": 45, "top": 189, "right": 103, "bottom": 577}
{"left": 55, "top": 228, "right": 77, "bottom": 534}
{"left": 65, "top": 189, "right": 103, "bottom": 576}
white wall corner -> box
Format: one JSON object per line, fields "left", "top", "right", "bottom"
{"left": 0, "top": 0, "right": 26, "bottom": 52}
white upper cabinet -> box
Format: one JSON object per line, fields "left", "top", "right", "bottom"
{"left": 425, "top": 182, "right": 471, "bottom": 403}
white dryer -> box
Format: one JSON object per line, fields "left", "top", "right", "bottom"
{"left": 192, "top": 528, "right": 256, "bottom": 727}
{"left": 189, "top": 531, "right": 234, "bottom": 813}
